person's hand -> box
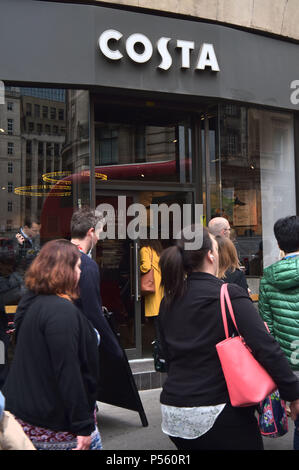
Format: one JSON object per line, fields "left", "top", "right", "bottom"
{"left": 73, "top": 435, "right": 92, "bottom": 450}
{"left": 290, "top": 399, "right": 299, "bottom": 421}
{"left": 16, "top": 233, "right": 25, "bottom": 245}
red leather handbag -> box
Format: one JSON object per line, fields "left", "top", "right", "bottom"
{"left": 140, "top": 249, "right": 156, "bottom": 296}
{"left": 216, "top": 283, "right": 276, "bottom": 407}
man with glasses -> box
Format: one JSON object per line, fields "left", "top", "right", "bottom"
{"left": 208, "top": 217, "right": 231, "bottom": 239}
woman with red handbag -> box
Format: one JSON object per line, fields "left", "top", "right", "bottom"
{"left": 140, "top": 239, "right": 164, "bottom": 345}
{"left": 157, "top": 226, "right": 299, "bottom": 450}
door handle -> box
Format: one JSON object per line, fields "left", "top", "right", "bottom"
{"left": 135, "top": 242, "right": 141, "bottom": 301}
{"left": 130, "top": 243, "right": 134, "bottom": 299}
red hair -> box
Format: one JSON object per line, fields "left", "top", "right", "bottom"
{"left": 25, "top": 239, "right": 80, "bottom": 298}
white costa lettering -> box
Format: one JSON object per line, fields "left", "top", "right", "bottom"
{"left": 98, "top": 29, "right": 220, "bottom": 72}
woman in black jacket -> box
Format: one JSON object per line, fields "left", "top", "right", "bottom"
{"left": 216, "top": 235, "right": 249, "bottom": 292}
{"left": 158, "top": 226, "right": 299, "bottom": 450}
{"left": 2, "top": 239, "right": 101, "bottom": 451}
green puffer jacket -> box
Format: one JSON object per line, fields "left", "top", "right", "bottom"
{"left": 259, "top": 256, "right": 299, "bottom": 370}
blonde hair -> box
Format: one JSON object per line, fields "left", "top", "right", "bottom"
{"left": 216, "top": 236, "right": 240, "bottom": 279}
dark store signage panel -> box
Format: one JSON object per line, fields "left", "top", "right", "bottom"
{"left": 0, "top": 0, "right": 299, "bottom": 109}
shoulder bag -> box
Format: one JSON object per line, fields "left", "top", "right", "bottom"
{"left": 216, "top": 283, "right": 276, "bottom": 407}
{"left": 140, "top": 249, "right": 155, "bottom": 296}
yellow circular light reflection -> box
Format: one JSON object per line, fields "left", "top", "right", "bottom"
{"left": 42, "top": 170, "right": 108, "bottom": 184}
{"left": 14, "top": 184, "right": 71, "bottom": 197}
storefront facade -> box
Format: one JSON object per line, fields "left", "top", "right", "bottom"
{"left": 1, "top": 0, "right": 299, "bottom": 359}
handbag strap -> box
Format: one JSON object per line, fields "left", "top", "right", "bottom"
{"left": 220, "top": 283, "right": 241, "bottom": 339}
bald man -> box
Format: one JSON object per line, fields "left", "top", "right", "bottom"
{"left": 208, "top": 217, "right": 231, "bottom": 239}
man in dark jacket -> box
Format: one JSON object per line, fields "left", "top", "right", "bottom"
{"left": 70, "top": 208, "right": 122, "bottom": 359}
{"left": 13, "top": 217, "right": 41, "bottom": 284}
{"left": 259, "top": 215, "right": 299, "bottom": 449}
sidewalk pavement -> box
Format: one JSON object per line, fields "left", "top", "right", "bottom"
{"left": 97, "top": 388, "right": 294, "bottom": 451}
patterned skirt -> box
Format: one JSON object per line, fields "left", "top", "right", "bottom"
{"left": 16, "top": 417, "right": 102, "bottom": 451}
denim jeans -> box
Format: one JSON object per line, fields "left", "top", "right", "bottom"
{"left": 293, "top": 371, "right": 299, "bottom": 450}
{"left": 294, "top": 416, "right": 299, "bottom": 450}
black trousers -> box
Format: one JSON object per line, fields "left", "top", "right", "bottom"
{"left": 169, "top": 404, "right": 263, "bottom": 451}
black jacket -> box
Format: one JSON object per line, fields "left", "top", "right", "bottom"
{"left": 158, "top": 272, "right": 299, "bottom": 407}
{"left": 3, "top": 293, "right": 99, "bottom": 435}
{"left": 222, "top": 268, "right": 248, "bottom": 292}
{"left": 74, "top": 253, "right": 122, "bottom": 359}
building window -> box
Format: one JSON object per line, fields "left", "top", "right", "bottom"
{"left": 26, "top": 140, "right": 32, "bottom": 155}
{"left": 7, "top": 182, "right": 13, "bottom": 193}
{"left": 37, "top": 123, "right": 43, "bottom": 134}
{"left": 8, "top": 162, "right": 13, "bottom": 174}
{"left": 227, "top": 134, "right": 238, "bottom": 155}
{"left": 53, "top": 125, "right": 58, "bottom": 135}
{"left": 7, "top": 119, "right": 13, "bottom": 135}
{"left": 7, "top": 201, "right": 12, "bottom": 212}
{"left": 54, "top": 143, "right": 60, "bottom": 157}
{"left": 7, "top": 142, "right": 14, "bottom": 155}
{"left": 58, "top": 109, "right": 64, "bottom": 121}
{"left": 7, "top": 102, "right": 13, "bottom": 111}
{"left": 6, "top": 220, "right": 12, "bottom": 232}
{"left": 34, "top": 104, "right": 40, "bottom": 118}
{"left": 50, "top": 107, "right": 56, "bottom": 120}
{"left": 26, "top": 103, "right": 32, "bottom": 117}
{"left": 46, "top": 143, "right": 52, "bottom": 157}
{"left": 42, "top": 106, "right": 48, "bottom": 119}
{"left": 38, "top": 141, "right": 44, "bottom": 156}
{"left": 28, "top": 122, "right": 34, "bottom": 133}
{"left": 45, "top": 124, "right": 51, "bottom": 135}
{"left": 38, "top": 157, "right": 44, "bottom": 174}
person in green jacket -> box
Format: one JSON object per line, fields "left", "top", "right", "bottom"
{"left": 259, "top": 215, "right": 299, "bottom": 450}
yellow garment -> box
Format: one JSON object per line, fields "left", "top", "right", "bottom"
{"left": 140, "top": 246, "right": 164, "bottom": 317}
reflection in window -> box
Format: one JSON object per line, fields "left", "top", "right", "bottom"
{"left": 7, "top": 142, "right": 14, "bottom": 155}
{"left": 216, "top": 105, "right": 295, "bottom": 276}
{"left": 94, "top": 103, "right": 192, "bottom": 183}
{"left": 7, "top": 119, "right": 13, "bottom": 135}
{"left": 0, "top": 86, "right": 90, "bottom": 300}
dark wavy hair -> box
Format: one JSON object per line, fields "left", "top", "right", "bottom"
{"left": 25, "top": 239, "right": 80, "bottom": 298}
{"left": 159, "top": 225, "right": 213, "bottom": 308}
{"left": 274, "top": 216, "right": 299, "bottom": 254}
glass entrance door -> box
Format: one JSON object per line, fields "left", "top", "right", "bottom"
{"left": 94, "top": 189, "right": 194, "bottom": 359}
{"left": 95, "top": 191, "right": 141, "bottom": 359}
{"left": 91, "top": 95, "right": 196, "bottom": 358}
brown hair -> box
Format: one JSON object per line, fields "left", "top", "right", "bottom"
{"left": 216, "top": 236, "right": 240, "bottom": 279}
{"left": 25, "top": 239, "right": 80, "bottom": 298}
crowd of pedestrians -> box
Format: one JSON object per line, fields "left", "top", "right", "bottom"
{"left": 1, "top": 210, "right": 299, "bottom": 450}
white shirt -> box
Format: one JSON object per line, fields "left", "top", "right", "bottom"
{"left": 161, "top": 403, "right": 226, "bottom": 439}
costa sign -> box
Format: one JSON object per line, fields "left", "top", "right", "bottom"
{"left": 98, "top": 29, "right": 220, "bottom": 72}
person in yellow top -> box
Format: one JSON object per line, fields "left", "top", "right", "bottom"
{"left": 140, "top": 240, "right": 164, "bottom": 319}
